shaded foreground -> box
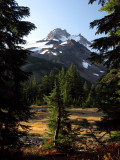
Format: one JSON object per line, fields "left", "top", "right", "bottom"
{"left": 1, "top": 107, "right": 120, "bottom": 159}
{"left": 15, "top": 107, "right": 102, "bottom": 160}
{"left": 2, "top": 150, "right": 98, "bottom": 160}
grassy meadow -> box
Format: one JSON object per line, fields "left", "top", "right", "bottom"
{"left": 25, "top": 106, "right": 103, "bottom": 135}
{"left": 19, "top": 106, "right": 120, "bottom": 160}
{"left": 23, "top": 105, "right": 105, "bottom": 149}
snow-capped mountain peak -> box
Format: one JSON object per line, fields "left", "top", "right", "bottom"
{"left": 43, "top": 28, "right": 91, "bottom": 47}
{"left": 23, "top": 28, "right": 91, "bottom": 53}
{"left": 23, "top": 28, "right": 106, "bottom": 83}
{"left": 43, "top": 28, "right": 70, "bottom": 41}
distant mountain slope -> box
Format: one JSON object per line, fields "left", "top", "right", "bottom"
{"left": 22, "top": 55, "right": 63, "bottom": 82}
{"left": 23, "top": 55, "right": 92, "bottom": 86}
{"left": 23, "top": 28, "right": 106, "bottom": 83}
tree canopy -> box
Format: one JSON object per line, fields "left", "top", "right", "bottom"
{"left": 89, "top": 0, "right": 120, "bottom": 69}
{"left": 89, "top": 0, "right": 109, "bottom": 6}
{"left": 89, "top": 0, "right": 120, "bottom": 135}
{"left": 0, "top": 0, "right": 36, "bottom": 154}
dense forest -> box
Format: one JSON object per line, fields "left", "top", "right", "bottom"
{"left": 0, "top": 0, "right": 120, "bottom": 159}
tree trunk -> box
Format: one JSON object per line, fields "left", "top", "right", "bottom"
{"left": 54, "top": 102, "right": 61, "bottom": 146}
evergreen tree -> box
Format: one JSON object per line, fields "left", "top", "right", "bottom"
{"left": 95, "top": 69, "right": 120, "bottom": 131}
{"left": 57, "top": 67, "right": 66, "bottom": 103}
{"left": 82, "top": 81, "right": 89, "bottom": 107}
{"left": 58, "top": 67, "right": 65, "bottom": 92}
{"left": 65, "top": 64, "right": 84, "bottom": 106}
{"left": 89, "top": 0, "right": 108, "bottom": 6}
{"left": 38, "top": 71, "right": 56, "bottom": 104}
{"left": 40, "top": 75, "right": 50, "bottom": 96}
{"left": 89, "top": 0, "right": 120, "bottom": 69}
{"left": 83, "top": 81, "right": 89, "bottom": 97}
{"left": 26, "top": 76, "right": 38, "bottom": 104}
{"left": 49, "top": 70, "right": 56, "bottom": 92}
{"left": 0, "top": 0, "right": 36, "bottom": 153}
{"left": 89, "top": 0, "right": 120, "bottom": 134}
{"left": 84, "top": 84, "right": 96, "bottom": 108}
{"left": 45, "top": 81, "right": 72, "bottom": 149}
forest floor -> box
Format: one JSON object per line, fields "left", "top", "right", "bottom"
{"left": 20, "top": 105, "right": 107, "bottom": 159}
{"left": 25, "top": 105, "right": 103, "bottom": 136}
{"left": 3, "top": 106, "right": 119, "bottom": 159}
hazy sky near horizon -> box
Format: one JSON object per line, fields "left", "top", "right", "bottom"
{"left": 16, "top": 0, "right": 106, "bottom": 43}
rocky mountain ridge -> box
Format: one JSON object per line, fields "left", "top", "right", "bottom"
{"left": 25, "top": 28, "right": 106, "bottom": 83}
{"left": 43, "top": 28, "right": 91, "bottom": 48}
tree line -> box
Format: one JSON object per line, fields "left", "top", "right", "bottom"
{"left": 23, "top": 64, "right": 97, "bottom": 109}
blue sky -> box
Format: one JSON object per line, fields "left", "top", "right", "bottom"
{"left": 16, "top": 0, "right": 106, "bottom": 43}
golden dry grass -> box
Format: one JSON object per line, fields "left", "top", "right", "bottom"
{"left": 69, "top": 108, "right": 103, "bottom": 123}
{"left": 24, "top": 105, "right": 103, "bottom": 138}
{"left": 30, "top": 122, "right": 49, "bottom": 135}
{"left": 70, "top": 115, "right": 101, "bottom": 122}
{"left": 24, "top": 105, "right": 50, "bottom": 135}
{"left": 20, "top": 106, "right": 107, "bottom": 152}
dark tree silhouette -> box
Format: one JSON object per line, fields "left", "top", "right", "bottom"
{"left": 0, "top": 0, "right": 36, "bottom": 154}
{"left": 89, "top": 0, "right": 120, "bottom": 137}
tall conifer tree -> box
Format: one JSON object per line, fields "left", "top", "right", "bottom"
{"left": 65, "top": 64, "right": 83, "bottom": 106}
{"left": 0, "top": 0, "right": 36, "bottom": 153}
{"left": 45, "top": 81, "right": 72, "bottom": 149}
{"left": 88, "top": 0, "right": 120, "bottom": 133}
